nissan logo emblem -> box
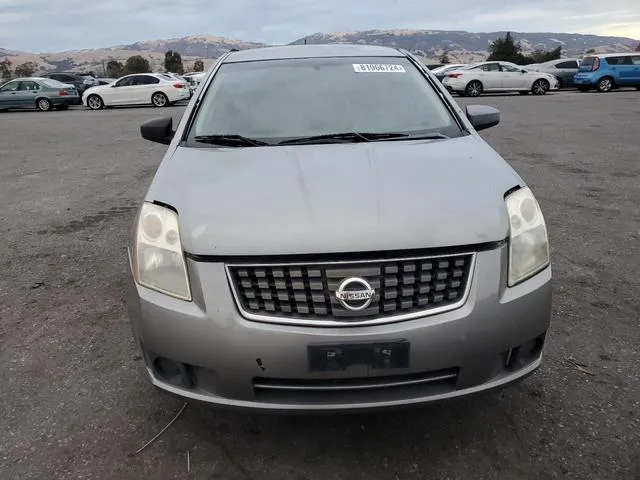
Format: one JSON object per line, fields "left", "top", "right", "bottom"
{"left": 335, "top": 277, "right": 375, "bottom": 311}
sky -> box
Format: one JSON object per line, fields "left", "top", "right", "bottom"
{"left": 1, "top": 0, "right": 639, "bottom": 52}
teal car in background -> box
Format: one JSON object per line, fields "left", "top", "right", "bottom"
{"left": 0, "top": 77, "right": 81, "bottom": 112}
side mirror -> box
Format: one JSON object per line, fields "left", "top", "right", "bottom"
{"left": 466, "top": 105, "right": 500, "bottom": 132}
{"left": 521, "top": 69, "right": 527, "bottom": 73}
{"left": 140, "top": 117, "right": 174, "bottom": 145}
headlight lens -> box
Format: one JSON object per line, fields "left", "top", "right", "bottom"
{"left": 506, "top": 187, "right": 549, "bottom": 286}
{"left": 133, "top": 202, "right": 191, "bottom": 300}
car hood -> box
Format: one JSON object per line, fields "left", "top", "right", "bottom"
{"left": 146, "top": 136, "right": 523, "bottom": 256}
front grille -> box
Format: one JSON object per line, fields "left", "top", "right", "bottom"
{"left": 227, "top": 253, "right": 474, "bottom": 325}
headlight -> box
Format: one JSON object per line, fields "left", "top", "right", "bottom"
{"left": 133, "top": 202, "right": 191, "bottom": 300}
{"left": 506, "top": 187, "right": 549, "bottom": 286}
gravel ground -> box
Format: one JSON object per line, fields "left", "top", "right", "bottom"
{"left": 1, "top": 91, "right": 639, "bottom": 480}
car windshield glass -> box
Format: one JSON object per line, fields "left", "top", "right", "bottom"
{"left": 188, "top": 56, "right": 462, "bottom": 145}
{"left": 40, "top": 79, "right": 70, "bottom": 88}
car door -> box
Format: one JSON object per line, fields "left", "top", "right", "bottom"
{"left": 554, "top": 60, "right": 579, "bottom": 86}
{"left": 606, "top": 56, "right": 634, "bottom": 86}
{"left": 108, "top": 76, "right": 137, "bottom": 104}
{"left": 499, "top": 63, "right": 526, "bottom": 89}
{"left": 132, "top": 75, "right": 161, "bottom": 104}
{"left": 16, "top": 80, "right": 42, "bottom": 107}
{"left": 0, "top": 80, "right": 21, "bottom": 108}
{"left": 631, "top": 55, "right": 640, "bottom": 85}
{"left": 477, "top": 63, "right": 502, "bottom": 90}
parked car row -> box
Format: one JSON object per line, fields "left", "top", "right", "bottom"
{"left": 433, "top": 53, "right": 640, "bottom": 96}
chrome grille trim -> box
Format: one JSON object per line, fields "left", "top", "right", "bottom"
{"left": 254, "top": 372, "right": 458, "bottom": 391}
{"left": 225, "top": 252, "right": 476, "bottom": 327}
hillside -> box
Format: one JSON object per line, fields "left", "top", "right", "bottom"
{"left": 290, "top": 30, "right": 639, "bottom": 63}
{"left": 0, "top": 35, "right": 267, "bottom": 75}
{"left": 1, "top": 30, "right": 637, "bottom": 75}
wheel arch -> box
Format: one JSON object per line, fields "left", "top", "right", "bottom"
{"left": 34, "top": 96, "right": 52, "bottom": 110}
{"left": 86, "top": 93, "right": 105, "bottom": 107}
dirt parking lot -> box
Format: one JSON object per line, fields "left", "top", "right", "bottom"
{"left": 1, "top": 90, "right": 639, "bottom": 480}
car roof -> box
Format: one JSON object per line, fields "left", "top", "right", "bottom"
{"left": 590, "top": 52, "right": 638, "bottom": 58}
{"left": 5, "top": 77, "right": 48, "bottom": 81}
{"left": 223, "top": 44, "right": 404, "bottom": 63}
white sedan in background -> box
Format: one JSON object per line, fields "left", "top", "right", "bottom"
{"left": 82, "top": 73, "right": 191, "bottom": 110}
{"left": 442, "top": 61, "right": 560, "bottom": 97}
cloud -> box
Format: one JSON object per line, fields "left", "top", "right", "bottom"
{"left": 0, "top": 12, "right": 29, "bottom": 24}
{"left": 0, "top": 0, "right": 638, "bottom": 52}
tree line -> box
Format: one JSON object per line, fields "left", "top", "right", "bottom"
{"left": 1, "top": 49, "right": 206, "bottom": 82}
{"left": 439, "top": 34, "right": 640, "bottom": 65}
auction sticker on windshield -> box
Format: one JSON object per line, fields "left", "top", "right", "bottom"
{"left": 352, "top": 64, "right": 406, "bottom": 73}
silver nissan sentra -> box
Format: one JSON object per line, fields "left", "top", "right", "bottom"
{"left": 126, "top": 44, "right": 552, "bottom": 412}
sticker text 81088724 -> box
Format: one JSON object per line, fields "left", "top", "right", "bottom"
{"left": 352, "top": 64, "right": 406, "bottom": 73}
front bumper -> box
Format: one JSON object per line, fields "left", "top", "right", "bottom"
{"left": 126, "top": 244, "right": 552, "bottom": 412}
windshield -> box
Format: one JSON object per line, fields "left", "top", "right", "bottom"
{"left": 40, "top": 79, "right": 71, "bottom": 88}
{"left": 188, "top": 56, "right": 462, "bottom": 144}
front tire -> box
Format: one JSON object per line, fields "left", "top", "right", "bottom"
{"left": 597, "top": 77, "right": 614, "bottom": 93}
{"left": 465, "top": 81, "right": 483, "bottom": 97}
{"left": 36, "top": 98, "right": 52, "bottom": 111}
{"left": 152, "top": 92, "right": 168, "bottom": 107}
{"left": 87, "top": 94, "right": 104, "bottom": 110}
{"left": 531, "top": 79, "right": 549, "bottom": 95}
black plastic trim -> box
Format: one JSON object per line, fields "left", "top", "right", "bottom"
{"left": 185, "top": 239, "right": 507, "bottom": 264}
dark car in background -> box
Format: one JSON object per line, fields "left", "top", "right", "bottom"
{"left": 526, "top": 59, "right": 581, "bottom": 88}
{"left": 41, "top": 72, "right": 99, "bottom": 95}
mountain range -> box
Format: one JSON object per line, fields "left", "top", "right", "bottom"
{"left": 1, "top": 30, "right": 638, "bottom": 75}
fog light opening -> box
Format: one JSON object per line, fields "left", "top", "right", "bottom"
{"left": 505, "top": 333, "right": 547, "bottom": 371}
{"left": 153, "top": 357, "right": 193, "bottom": 388}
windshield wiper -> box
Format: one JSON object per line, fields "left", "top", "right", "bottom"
{"left": 193, "top": 134, "right": 272, "bottom": 147}
{"left": 403, "top": 133, "right": 449, "bottom": 140}
{"left": 278, "top": 132, "right": 409, "bottom": 145}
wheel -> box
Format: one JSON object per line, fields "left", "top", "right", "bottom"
{"left": 152, "top": 92, "right": 168, "bottom": 107}
{"left": 36, "top": 98, "right": 52, "bottom": 111}
{"left": 55, "top": 104, "right": 69, "bottom": 111}
{"left": 465, "top": 81, "right": 483, "bottom": 97}
{"left": 531, "top": 79, "right": 549, "bottom": 95}
{"left": 597, "top": 77, "right": 613, "bottom": 92}
{"left": 519, "top": 91, "right": 529, "bottom": 95}
{"left": 87, "top": 94, "right": 104, "bottom": 110}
